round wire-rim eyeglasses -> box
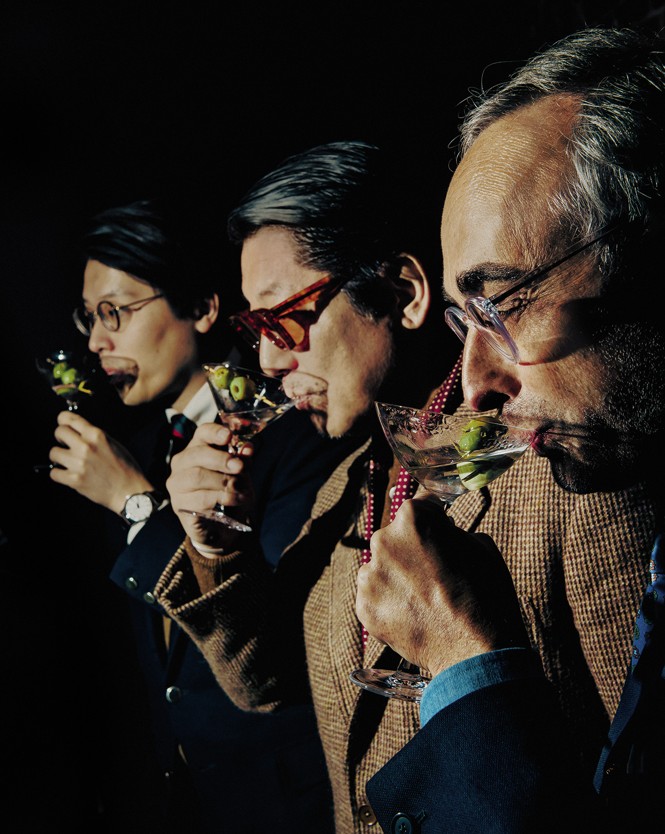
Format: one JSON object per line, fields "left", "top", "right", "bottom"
{"left": 73, "top": 294, "right": 165, "bottom": 336}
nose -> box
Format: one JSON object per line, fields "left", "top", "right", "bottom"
{"left": 87, "top": 318, "right": 114, "bottom": 355}
{"left": 462, "top": 327, "right": 521, "bottom": 412}
{"left": 258, "top": 335, "right": 298, "bottom": 377}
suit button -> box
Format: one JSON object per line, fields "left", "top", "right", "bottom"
{"left": 165, "top": 686, "right": 182, "bottom": 704}
{"left": 143, "top": 591, "right": 156, "bottom": 604}
{"left": 357, "top": 803, "right": 377, "bottom": 825}
{"left": 125, "top": 576, "right": 138, "bottom": 590}
{"left": 391, "top": 812, "right": 418, "bottom": 834}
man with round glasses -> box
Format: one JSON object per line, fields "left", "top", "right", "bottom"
{"left": 355, "top": 26, "right": 665, "bottom": 832}
{"left": 156, "top": 138, "right": 656, "bottom": 832}
{"left": 46, "top": 197, "right": 356, "bottom": 833}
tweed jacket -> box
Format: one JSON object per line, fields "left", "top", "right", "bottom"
{"left": 155, "top": 435, "right": 657, "bottom": 833}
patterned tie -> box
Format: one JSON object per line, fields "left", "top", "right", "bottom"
{"left": 167, "top": 412, "right": 197, "bottom": 463}
{"left": 630, "top": 533, "right": 664, "bottom": 672}
{"left": 594, "top": 531, "right": 664, "bottom": 795}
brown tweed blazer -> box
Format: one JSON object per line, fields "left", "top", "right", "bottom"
{"left": 155, "top": 438, "right": 657, "bottom": 833}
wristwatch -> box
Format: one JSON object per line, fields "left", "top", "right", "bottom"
{"left": 120, "top": 491, "right": 163, "bottom": 525}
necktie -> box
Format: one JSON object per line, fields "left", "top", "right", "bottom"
{"left": 630, "top": 532, "right": 664, "bottom": 672}
{"left": 167, "top": 413, "right": 197, "bottom": 463}
{"left": 594, "top": 531, "right": 664, "bottom": 794}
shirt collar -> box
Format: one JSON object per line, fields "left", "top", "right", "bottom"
{"left": 165, "top": 381, "right": 217, "bottom": 427}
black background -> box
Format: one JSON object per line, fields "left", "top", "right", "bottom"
{"left": 1, "top": 2, "right": 664, "bottom": 832}
{"left": 3, "top": 1, "right": 665, "bottom": 361}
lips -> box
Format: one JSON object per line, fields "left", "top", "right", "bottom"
{"left": 106, "top": 371, "right": 137, "bottom": 390}
{"left": 101, "top": 359, "right": 139, "bottom": 390}
{"left": 283, "top": 372, "right": 327, "bottom": 404}
{"left": 292, "top": 392, "right": 326, "bottom": 412}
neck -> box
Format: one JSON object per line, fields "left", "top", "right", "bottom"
{"left": 170, "top": 367, "right": 207, "bottom": 413}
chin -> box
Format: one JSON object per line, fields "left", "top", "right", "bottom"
{"left": 549, "top": 451, "right": 640, "bottom": 495}
{"left": 308, "top": 411, "right": 329, "bottom": 436}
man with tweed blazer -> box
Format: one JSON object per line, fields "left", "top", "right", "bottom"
{"left": 157, "top": 138, "right": 659, "bottom": 833}
{"left": 359, "top": 27, "right": 665, "bottom": 833}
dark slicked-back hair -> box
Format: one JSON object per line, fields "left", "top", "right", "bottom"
{"left": 227, "top": 140, "right": 443, "bottom": 320}
{"left": 458, "top": 26, "right": 665, "bottom": 253}
{"left": 82, "top": 198, "right": 221, "bottom": 320}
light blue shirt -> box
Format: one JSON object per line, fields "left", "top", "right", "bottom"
{"left": 420, "top": 647, "right": 545, "bottom": 726}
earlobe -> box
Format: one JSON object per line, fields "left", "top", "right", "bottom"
{"left": 395, "top": 254, "right": 430, "bottom": 330}
{"left": 194, "top": 293, "right": 220, "bottom": 334}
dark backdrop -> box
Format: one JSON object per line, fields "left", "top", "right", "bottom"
{"left": 3, "top": 1, "right": 664, "bottom": 355}
{"left": 1, "top": 2, "right": 664, "bottom": 833}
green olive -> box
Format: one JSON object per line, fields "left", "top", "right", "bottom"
{"left": 457, "top": 417, "right": 505, "bottom": 452}
{"left": 52, "top": 361, "right": 68, "bottom": 379}
{"left": 457, "top": 460, "right": 498, "bottom": 490}
{"left": 60, "top": 367, "right": 79, "bottom": 385}
{"left": 212, "top": 366, "right": 234, "bottom": 389}
{"left": 230, "top": 375, "right": 257, "bottom": 402}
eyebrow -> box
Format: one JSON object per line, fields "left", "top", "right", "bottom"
{"left": 442, "top": 263, "right": 530, "bottom": 304}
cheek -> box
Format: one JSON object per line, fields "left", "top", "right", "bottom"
{"left": 520, "top": 350, "right": 610, "bottom": 415}
{"left": 141, "top": 326, "right": 198, "bottom": 393}
{"left": 333, "top": 325, "right": 392, "bottom": 404}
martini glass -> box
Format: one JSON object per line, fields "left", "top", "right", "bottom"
{"left": 350, "top": 403, "right": 533, "bottom": 701}
{"left": 181, "top": 362, "right": 295, "bottom": 532}
{"left": 36, "top": 349, "right": 95, "bottom": 412}
{"left": 33, "top": 349, "right": 97, "bottom": 473}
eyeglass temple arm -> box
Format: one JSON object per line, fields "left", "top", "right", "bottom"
{"left": 489, "top": 225, "right": 619, "bottom": 307}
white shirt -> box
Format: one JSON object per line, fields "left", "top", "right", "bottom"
{"left": 126, "top": 381, "right": 217, "bottom": 543}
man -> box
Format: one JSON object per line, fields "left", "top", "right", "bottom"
{"left": 357, "top": 26, "right": 665, "bottom": 833}
{"left": 156, "top": 140, "right": 655, "bottom": 832}
{"left": 48, "top": 198, "right": 358, "bottom": 833}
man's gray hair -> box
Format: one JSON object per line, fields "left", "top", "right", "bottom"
{"left": 458, "top": 27, "right": 665, "bottom": 245}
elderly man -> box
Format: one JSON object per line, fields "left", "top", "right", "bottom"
{"left": 358, "top": 26, "right": 665, "bottom": 833}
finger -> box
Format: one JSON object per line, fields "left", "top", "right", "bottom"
{"left": 187, "top": 422, "right": 236, "bottom": 448}
{"left": 169, "top": 443, "right": 246, "bottom": 477}
{"left": 56, "top": 410, "right": 93, "bottom": 430}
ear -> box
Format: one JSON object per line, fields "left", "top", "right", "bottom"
{"left": 193, "top": 293, "right": 220, "bottom": 334}
{"left": 392, "top": 254, "right": 430, "bottom": 330}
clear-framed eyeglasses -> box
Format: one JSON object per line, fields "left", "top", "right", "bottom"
{"left": 73, "top": 293, "right": 165, "bottom": 336}
{"left": 443, "top": 226, "right": 617, "bottom": 364}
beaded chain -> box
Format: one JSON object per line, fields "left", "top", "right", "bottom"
{"left": 360, "top": 354, "right": 463, "bottom": 650}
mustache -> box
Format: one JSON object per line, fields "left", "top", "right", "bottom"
{"left": 533, "top": 422, "right": 639, "bottom": 449}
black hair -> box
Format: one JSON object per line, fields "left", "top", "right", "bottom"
{"left": 82, "top": 198, "right": 221, "bottom": 320}
{"left": 227, "top": 140, "right": 444, "bottom": 320}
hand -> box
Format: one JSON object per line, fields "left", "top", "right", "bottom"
{"left": 356, "top": 489, "right": 529, "bottom": 677}
{"left": 166, "top": 422, "right": 255, "bottom": 549}
{"left": 49, "top": 410, "right": 152, "bottom": 512}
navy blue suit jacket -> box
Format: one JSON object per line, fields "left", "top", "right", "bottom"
{"left": 367, "top": 616, "right": 665, "bottom": 834}
{"left": 107, "top": 406, "right": 363, "bottom": 833}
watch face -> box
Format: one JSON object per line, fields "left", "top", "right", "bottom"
{"left": 125, "top": 493, "right": 155, "bottom": 522}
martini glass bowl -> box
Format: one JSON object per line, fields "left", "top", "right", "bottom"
{"left": 182, "top": 362, "right": 295, "bottom": 532}
{"left": 36, "top": 349, "right": 95, "bottom": 412}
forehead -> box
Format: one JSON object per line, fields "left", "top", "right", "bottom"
{"left": 240, "top": 226, "right": 319, "bottom": 306}
{"left": 83, "top": 259, "right": 151, "bottom": 300}
{"left": 442, "top": 95, "right": 580, "bottom": 290}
